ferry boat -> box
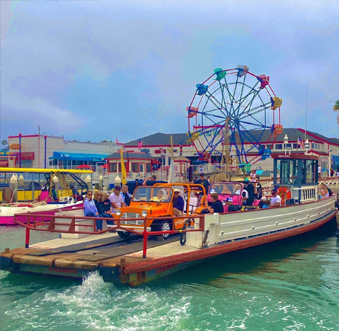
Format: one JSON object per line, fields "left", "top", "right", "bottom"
{"left": 0, "top": 168, "right": 92, "bottom": 225}
{"left": 0, "top": 154, "right": 337, "bottom": 285}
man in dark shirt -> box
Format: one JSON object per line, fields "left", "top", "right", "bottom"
{"left": 205, "top": 192, "right": 224, "bottom": 213}
{"left": 173, "top": 189, "right": 185, "bottom": 216}
{"left": 226, "top": 197, "right": 238, "bottom": 212}
{"left": 195, "top": 173, "right": 210, "bottom": 194}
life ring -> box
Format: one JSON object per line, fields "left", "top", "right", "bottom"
{"left": 277, "top": 187, "right": 291, "bottom": 205}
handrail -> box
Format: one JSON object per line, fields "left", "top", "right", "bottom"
{"left": 15, "top": 213, "right": 205, "bottom": 256}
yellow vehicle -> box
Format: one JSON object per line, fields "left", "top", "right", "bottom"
{"left": 115, "top": 183, "right": 206, "bottom": 239}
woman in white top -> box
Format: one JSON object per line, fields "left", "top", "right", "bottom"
{"left": 250, "top": 169, "right": 257, "bottom": 194}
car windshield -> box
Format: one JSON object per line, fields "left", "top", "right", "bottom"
{"left": 211, "top": 182, "right": 243, "bottom": 195}
{"left": 133, "top": 186, "right": 173, "bottom": 203}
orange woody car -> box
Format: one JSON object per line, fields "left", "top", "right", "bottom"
{"left": 114, "top": 183, "right": 206, "bottom": 239}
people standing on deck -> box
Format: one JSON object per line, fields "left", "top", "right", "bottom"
{"left": 142, "top": 175, "right": 157, "bottom": 186}
{"left": 205, "top": 192, "right": 224, "bottom": 214}
{"left": 109, "top": 186, "right": 126, "bottom": 209}
{"left": 121, "top": 185, "right": 132, "bottom": 206}
{"left": 173, "top": 189, "right": 185, "bottom": 216}
{"left": 270, "top": 189, "right": 281, "bottom": 207}
{"left": 84, "top": 191, "right": 103, "bottom": 231}
{"left": 226, "top": 197, "right": 238, "bottom": 212}
{"left": 250, "top": 169, "right": 258, "bottom": 194}
{"left": 195, "top": 173, "right": 210, "bottom": 194}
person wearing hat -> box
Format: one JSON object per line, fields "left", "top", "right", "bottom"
{"left": 270, "top": 189, "right": 281, "bottom": 207}
{"left": 226, "top": 196, "right": 238, "bottom": 212}
{"left": 172, "top": 188, "right": 185, "bottom": 216}
{"left": 196, "top": 173, "right": 210, "bottom": 194}
{"left": 109, "top": 185, "right": 126, "bottom": 209}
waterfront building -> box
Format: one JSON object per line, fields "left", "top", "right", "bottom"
{"left": 4, "top": 134, "right": 118, "bottom": 169}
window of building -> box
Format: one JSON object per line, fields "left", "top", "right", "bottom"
{"left": 139, "top": 164, "right": 144, "bottom": 172}
{"left": 131, "top": 163, "right": 139, "bottom": 172}
{"left": 146, "top": 163, "right": 151, "bottom": 172}
{"left": 293, "top": 143, "right": 298, "bottom": 149}
{"left": 118, "top": 162, "right": 127, "bottom": 172}
{"left": 109, "top": 163, "right": 117, "bottom": 172}
{"left": 275, "top": 144, "right": 283, "bottom": 150}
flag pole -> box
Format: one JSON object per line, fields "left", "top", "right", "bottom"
{"left": 305, "top": 86, "right": 308, "bottom": 141}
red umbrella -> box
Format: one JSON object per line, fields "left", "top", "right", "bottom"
{"left": 76, "top": 164, "right": 92, "bottom": 169}
{"left": 100, "top": 164, "right": 108, "bottom": 169}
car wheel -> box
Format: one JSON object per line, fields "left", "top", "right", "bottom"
{"left": 118, "top": 231, "right": 131, "bottom": 238}
{"left": 158, "top": 220, "right": 171, "bottom": 239}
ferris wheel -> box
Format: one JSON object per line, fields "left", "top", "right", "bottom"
{"left": 187, "top": 66, "right": 283, "bottom": 169}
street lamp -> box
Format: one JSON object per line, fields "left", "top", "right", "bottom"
{"left": 284, "top": 134, "right": 289, "bottom": 155}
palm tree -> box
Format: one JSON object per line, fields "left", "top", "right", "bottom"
{"left": 1, "top": 140, "right": 7, "bottom": 149}
{"left": 333, "top": 100, "right": 339, "bottom": 127}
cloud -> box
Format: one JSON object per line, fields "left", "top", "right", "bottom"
{"left": 1, "top": 0, "right": 339, "bottom": 143}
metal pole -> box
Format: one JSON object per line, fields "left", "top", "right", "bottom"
{"left": 19, "top": 133, "right": 22, "bottom": 168}
{"left": 25, "top": 227, "right": 30, "bottom": 248}
{"left": 142, "top": 217, "right": 148, "bottom": 258}
{"left": 44, "top": 136, "right": 47, "bottom": 168}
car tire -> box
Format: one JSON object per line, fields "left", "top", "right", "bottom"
{"left": 118, "top": 231, "right": 131, "bottom": 238}
{"left": 158, "top": 220, "right": 171, "bottom": 239}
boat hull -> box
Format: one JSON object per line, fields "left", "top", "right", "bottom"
{"left": 0, "top": 202, "right": 84, "bottom": 225}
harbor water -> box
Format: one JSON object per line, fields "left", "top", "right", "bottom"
{"left": 0, "top": 224, "right": 339, "bottom": 331}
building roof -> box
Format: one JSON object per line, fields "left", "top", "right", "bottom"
{"left": 124, "top": 128, "right": 324, "bottom": 147}
{"left": 297, "top": 129, "right": 339, "bottom": 146}
{"left": 106, "top": 152, "right": 154, "bottom": 160}
{"left": 125, "top": 133, "right": 192, "bottom": 147}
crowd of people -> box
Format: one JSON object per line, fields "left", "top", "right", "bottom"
{"left": 83, "top": 168, "right": 336, "bottom": 230}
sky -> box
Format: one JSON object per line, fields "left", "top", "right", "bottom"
{"left": 1, "top": 0, "right": 339, "bottom": 145}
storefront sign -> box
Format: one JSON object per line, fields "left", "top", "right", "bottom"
{"left": 9, "top": 143, "right": 21, "bottom": 150}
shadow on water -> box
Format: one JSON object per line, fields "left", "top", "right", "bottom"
{"left": 151, "top": 218, "right": 339, "bottom": 288}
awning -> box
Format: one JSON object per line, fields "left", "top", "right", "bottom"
{"left": 151, "top": 159, "right": 162, "bottom": 164}
{"left": 21, "top": 152, "right": 35, "bottom": 160}
{"left": 14, "top": 152, "right": 35, "bottom": 163}
{"left": 50, "top": 151, "right": 108, "bottom": 162}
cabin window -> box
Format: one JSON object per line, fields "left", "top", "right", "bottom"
{"left": 109, "top": 163, "right": 117, "bottom": 172}
{"left": 300, "top": 160, "right": 316, "bottom": 184}
{"left": 279, "top": 160, "right": 290, "bottom": 184}
{"left": 146, "top": 163, "right": 151, "bottom": 172}
{"left": 131, "top": 163, "right": 139, "bottom": 172}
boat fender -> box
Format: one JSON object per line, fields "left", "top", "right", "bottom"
{"left": 277, "top": 187, "right": 291, "bottom": 205}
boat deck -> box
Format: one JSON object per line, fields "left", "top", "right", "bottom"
{"left": 0, "top": 232, "right": 200, "bottom": 284}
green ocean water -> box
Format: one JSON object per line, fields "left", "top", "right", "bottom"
{"left": 0, "top": 224, "right": 339, "bottom": 331}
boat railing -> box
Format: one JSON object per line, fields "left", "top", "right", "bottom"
{"left": 14, "top": 213, "right": 205, "bottom": 258}
{"left": 291, "top": 186, "right": 318, "bottom": 202}
{"left": 10, "top": 188, "right": 30, "bottom": 203}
